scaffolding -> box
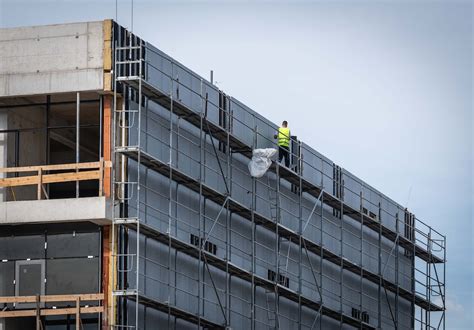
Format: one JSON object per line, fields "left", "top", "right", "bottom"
{"left": 110, "top": 25, "right": 446, "bottom": 330}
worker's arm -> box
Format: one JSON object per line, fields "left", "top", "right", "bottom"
{"left": 273, "top": 131, "right": 278, "bottom": 139}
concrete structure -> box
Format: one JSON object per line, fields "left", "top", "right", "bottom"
{"left": 0, "top": 21, "right": 112, "bottom": 330}
{"left": 0, "top": 197, "right": 111, "bottom": 225}
{"left": 0, "top": 20, "right": 446, "bottom": 330}
{"left": 0, "top": 21, "right": 106, "bottom": 96}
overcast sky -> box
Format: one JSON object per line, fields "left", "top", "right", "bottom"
{"left": 1, "top": 0, "right": 472, "bottom": 328}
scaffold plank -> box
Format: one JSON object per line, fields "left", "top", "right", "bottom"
{"left": 127, "top": 294, "right": 225, "bottom": 329}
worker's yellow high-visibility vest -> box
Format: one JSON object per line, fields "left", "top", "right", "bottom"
{"left": 277, "top": 127, "right": 290, "bottom": 147}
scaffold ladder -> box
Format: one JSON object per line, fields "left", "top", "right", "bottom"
{"left": 111, "top": 35, "right": 143, "bottom": 329}
{"left": 268, "top": 168, "right": 292, "bottom": 276}
{"left": 266, "top": 168, "right": 287, "bottom": 329}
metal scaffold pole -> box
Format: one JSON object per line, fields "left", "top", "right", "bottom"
{"left": 167, "top": 61, "right": 174, "bottom": 329}
{"left": 135, "top": 37, "right": 142, "bottom": 328}
{"left": 197, "top": 78, "right": 204, "bottom": 329}
{"left": 111, "top": 39, "right": 117, "bottom": 329}
{"left": 378, "top": 201, "right": 382, "bottom": 329}
{"left": 360, "top": 190, "right": 364, "bottom": 329}
{"left": 298, "top": 141, "right": 303, "bottom": 330}
{"left": 275, "top": 163, "right": 280, "bottom": 328}
{"left": 320, "top": 158, "right": 324, "bottom": 330}
{"left": 339, "top": 195, "right": 344, "bottom": 328}
{"left": 225, "top": 94, "right": 232, "bottom": 327}
{"left": 251, "top": 125, "right": 257, "bottom": 330}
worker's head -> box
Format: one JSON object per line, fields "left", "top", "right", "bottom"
{"left": 282, "top": 120, "right": 288, "bottom": 127}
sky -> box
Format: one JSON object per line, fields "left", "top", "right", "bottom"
{"left": 0, "top": 0, "right": 472, "bottom": 328}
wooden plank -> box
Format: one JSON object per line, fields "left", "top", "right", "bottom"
{"left": 75, "top": 297, "right": 80, "bottom": 330}
{"left": 0, "top": 293, "right": 104, "bottom": 304}
{"left": 37, "top": 168, "right": 42, "bottom": 200}
{"left": 0, "top": 306, "right": 103, "bottom": 318}
{"left": 103, "top": 19, "right": 113, "bottom": 72}
{"left": 102, "top": 18, "right": 113, "bottom": 92}
{"left": 0, "top": 170, "right": 100, "bottom": 188}
{"left": 0, "top": 161, "right": 103, "bottom": 173}
{"left": 103, "top": 72, "right": 112, "bottom": 93}
{"left": 102, "top": 95, "right": 113, "bottom": 197}
{"left": 0, "top": 175, "right": 39, "bottom": 187}
{"left": 35, "top": 295, "right": 41, "bottom": 330}
{"left": 0, "top": 296, "right": 37, "bottom": 303}
{"left": 99, "top": 158, "right": 104, "bottom": 197}
{"left": 101, "top": 226, "right": 111, "bottom": 330}
{"left": 0, "top": 309, "right": 36, "bottom": 318}
{"left": 40, "top": 293, "right": 104, "bottom": 302}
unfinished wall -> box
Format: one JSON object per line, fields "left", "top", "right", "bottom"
{"left": 0, "top": 222, "right": 102, "bottom": 329}
{"left": 0, "top": 21, "right": 105, "bottom": 97}
{"left": 5, "top": 105, "right": 46, "bottom": 200}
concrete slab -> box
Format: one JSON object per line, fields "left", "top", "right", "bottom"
{"left": 0, "top": 196, "right": 112, "bottom": 225}
{"left": 0, "top": 21, "right": 105, "bottom": 97}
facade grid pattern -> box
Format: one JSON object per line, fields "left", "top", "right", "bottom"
{"left": 110, "top": 25, "right": 446, "bottom": 330}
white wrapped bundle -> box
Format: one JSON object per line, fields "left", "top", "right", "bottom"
{"left": 248, "top": 148, "right": 278, "bottom": 178}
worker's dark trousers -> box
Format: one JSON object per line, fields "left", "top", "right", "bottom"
{"left": 278, "top": 145, "right": 290, "bottom": 168}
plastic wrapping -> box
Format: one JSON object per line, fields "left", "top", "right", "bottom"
{"left": 248, "top": 148, "right": 278, "bottom": 178}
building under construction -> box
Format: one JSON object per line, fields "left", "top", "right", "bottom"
{"left": 0, "top": 20, "right": 446, "bottom": 329}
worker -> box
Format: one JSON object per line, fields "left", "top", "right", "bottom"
{"left": 274, "top": 120, "right": 291, "bottom": 168}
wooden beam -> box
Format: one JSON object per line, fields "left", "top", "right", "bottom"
{"left": 99, "top": 158, "right": 104, "bottom": 196}
{"left": 0, "top": 293, "right": 104, "bottom": 304}
{"left": 37, "top": 168, "right": 42, "bottom": 200}
{"left": 35, "top": 295, "right": 41, "bottom": 330}
{"left": 75, "top": 297, "right": 80, "bottom": 330}
{"left": 0, "top": 306, "right": 103, "bottom": 318}
{"left": 0, "top": 170, "right": 101, "bottom": 188}
{"left": 0, "top": 161, "right": 110, "bottom": 173}
{"left": 103, "top": 73, "right": 112, "bottom": 93}
{"left": 103, "top": 19, "right": 113, "bottom": 71}
{"left": 102, "top": 95, "right": 112, "bottom": 197}
{"left": 101, "top": 226, "right": 111, "bottom": 330}
{"left": 103, "top": 19, "right": 113, "bottom": 92}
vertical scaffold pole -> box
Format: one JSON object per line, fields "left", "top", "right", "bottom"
{"left": 378, "top": 201, "right": 382, "bottom": 329}
{"left": 225, "top": 93, "right": 231, "bottom": 327}
{"left": 426, "top": 227, "right": 432, "bottom": 328}
{"left": 76, "top": 92, "right": 80, "bottom": 198}
{"left": 297, "top": 140, "right": 303, "bottom": 330}
{"left": 360, "top": 190, "right": 364, "bottom": 329}
{"left": 251, "top": 124, "right": 257, "bottom": 330}
{"left": 275, "top": 160, "right": 280, "bottom": 328}
{"left": 339, "top": 190, "right": 343, "bottom": 328}
{"left": 320, "top": 158, "right": 324, "bottom": 330}
{"left": 167, "top": 61, "right": 174, "bottom": 328}
{"left": 395, "top": 211, "right": 400, "bottom": 328}
{"left": 135, "top": 38, "right": 142, "bottom": 329}
{"left": 443, "top": 235, "right": 446, "bottom": 330}
{"left": 197, "top": 78, "right": 204, "bottom": 329}
{"left": 111, "top": 40, "right": 118, "bottom": 328}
